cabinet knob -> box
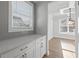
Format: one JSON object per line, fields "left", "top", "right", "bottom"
{"left": 20, "top": 46, "right": 28, "bottom": 51}
{"left": 41, "top": 42, "right": 43, "bottom": 44}
{"left": 20, "top": 49, "right": 23, "bottom": 51}
{"left": 22, "top": 55, "right": 25, "bottom": 58}
{"left": 24, "top": 53, "right": 27, "bottom": 55}
{"left": 25, "top": 46, "right": 28, "bottom": 48}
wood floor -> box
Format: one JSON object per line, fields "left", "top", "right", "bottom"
{"left": 44, "top": 37, "right": 75, "bottom": 58}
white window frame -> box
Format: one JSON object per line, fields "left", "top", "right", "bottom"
{"left": 8, "top": 1, "right": 34, "bottom": 32}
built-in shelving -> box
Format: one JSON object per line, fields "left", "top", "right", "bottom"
{"left": 59, "top": 17, "right": 75, "bottom": 35}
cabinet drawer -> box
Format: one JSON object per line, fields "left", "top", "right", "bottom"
{"left": 15, "top": 41, "right": 35, "bottom": 58}
{"left": 40, "top": 41, "right": 46, "bottom": 57}
{"left": 15, "top": 47, "right": 34, "bottom": 58}
{"left": 1, "top": 41, "right": 35, "bottom": 58}
{"left": 19, "top": 41, "right": 35, "bottom": 52}
{"left": 41, "top": 38, "right": 46, "bottom": 45}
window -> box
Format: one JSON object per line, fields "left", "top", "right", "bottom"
{"left": 9, "top": 1, "right": 34, "bottom": 32}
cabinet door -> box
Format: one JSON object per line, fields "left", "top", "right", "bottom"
{"left": 40, "top": 38, "right": 46, "bottom": 57}
{"left": 36, "top": 39, "right": 41, "bottom": 58}
{"left": 25, "top": 41, "right": 35, "bottom": 58}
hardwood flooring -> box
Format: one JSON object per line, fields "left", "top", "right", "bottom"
{"left": 44, "top": 37, "right": 75, "bottom": 58}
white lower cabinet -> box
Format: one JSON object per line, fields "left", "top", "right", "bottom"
{"left": 1, "top": 41, "right": 35, "bottom": 58}
{"left": 36, "top": 36, "right": 46, "bottom": 58}
{"left": 40, "top": 37, "right": 46, "bottom": 57}
{"left": 36, "top": 38, "right": 41, "bottom": 58}
{"left": 1, "top": 36, "right": 46, "bottom": 58}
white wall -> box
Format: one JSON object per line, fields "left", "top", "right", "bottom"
{"left": 48, "top": 14, "right": 53, "bottom": 40}
{"left": 35, "top": 2, "right": 48, "bottom": 35}
{"left": 48, "top": 2, "right": 54, "bottom": 40}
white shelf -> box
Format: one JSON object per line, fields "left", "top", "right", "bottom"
{"left": 59, "top": 19, "right": 75, "bottom": 35}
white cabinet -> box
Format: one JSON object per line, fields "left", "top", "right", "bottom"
{"left": 36, "top": 36, "right": 46, "bottom": 58}
{"left": 1, "top": 41, "right": 35, "bottom": 58}
{"left": 40, "top": 36, "right": 46, "bottom": 57}
{"left": 16, "top": 48, "right": 34, "bottom": 58}
{"left": 1, "top": 36, "right": 46, "bottom": 58}
{"left": 15, "top": 41, "right": 35, "bottom": 58}
{"left": 36, "top": 38, "right": 41, "bottom": 58}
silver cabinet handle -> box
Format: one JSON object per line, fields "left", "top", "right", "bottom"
{"left": 22, "top": 53, "right": 27, "bottom": 58}
{"left": 41, "top": 42, "right": 43, "bottom": 47}
{"left": 22, "top": 55, "right": 25, "bottom": 58}
{"left": 41, "top": 42, "right": 43, "bottom": 44}
{"left": 20, "top": 49, "right": 23, "bottom": 51}
{"left": 24, "top": 53, "right": 27, "bottom": 55}
{"left": 20, "top": 46, "right": 28, "bottom": 51}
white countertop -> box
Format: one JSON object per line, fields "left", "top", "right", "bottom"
{"left": 0, "top": 34, "right": 45, "bottom": 54}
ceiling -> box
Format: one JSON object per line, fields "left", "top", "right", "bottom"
{"left": 48, "top": 1, "right": 69, "bottom": 15}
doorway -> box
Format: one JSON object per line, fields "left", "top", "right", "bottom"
{"left": 46, "top": 1, "right": 76, "bottom": 58}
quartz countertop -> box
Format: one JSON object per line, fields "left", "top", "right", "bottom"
{"left": 0, "top": 34, "right": 46, "bottom": 54}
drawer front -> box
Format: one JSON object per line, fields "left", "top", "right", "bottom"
{"left": 15, "top": 47, "right": 34, "bottom": 58}
{"left": 1, "top": 41, "right": 35, "bottom": 58}
{"left": 14, "top": 52, "right": 25, "bottom": 58}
